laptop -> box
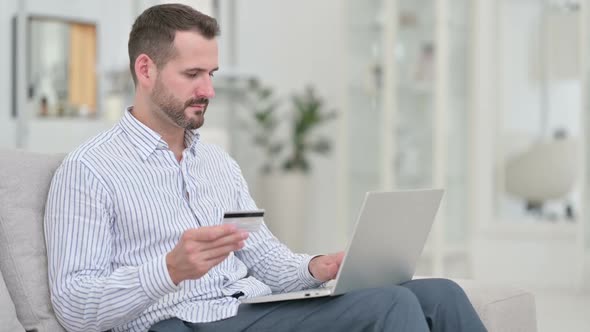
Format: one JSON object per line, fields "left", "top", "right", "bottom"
{"left": 241, "top": 189, "right": 444, "bottom": 304}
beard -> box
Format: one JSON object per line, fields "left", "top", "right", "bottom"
{"left": 151, "top": 77, "right": 209, "bottom": 130}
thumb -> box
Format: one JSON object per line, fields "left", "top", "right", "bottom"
{"left": 326, "top": 262, "right": 340, "bottom": 279}
{"left": 330, "top": 251, "right": 345, "bottom": 264}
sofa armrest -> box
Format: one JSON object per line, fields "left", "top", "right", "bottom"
{"left": 452, "top": 279, "right": 537, "bottom": 332}
{"left": 0, "top": 268, "right": 26, "bottom": 332}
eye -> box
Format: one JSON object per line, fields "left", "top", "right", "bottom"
{"left": 209, "top": 72, "right": 215, "bottom": 78}
{"left": 185, "top": 72, "right": 198, "bottom": 78}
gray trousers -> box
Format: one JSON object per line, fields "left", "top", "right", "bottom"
{"left": 149, "top": 278, "right": 487, "bottom": 332}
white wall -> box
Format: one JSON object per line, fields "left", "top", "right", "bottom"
{"left": 0, "top": 0, "right": 18, "bottom": 149}
{"left": 0, "top": 0, "right": 348, "bottom": 253}
{"left": 1, "top": 0, "right": 223, "bottom": 153}
{"left": 0, "top": 0, "right": 139, "bottom": 152}
{"left": 496, "top": 0, "right": 583, "bottom": 223}
{"left": 234, "top": 0, "right": 348, "bottom": 253}
{"left": 471, "top": 0, "right": 586, "bottom": 290}
{"left": 499, "top": 0, "right": 581, "bottom": 138}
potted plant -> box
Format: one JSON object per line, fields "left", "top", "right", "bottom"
{"left": 240, "top": 80, "right": 337, "bottom": 251}
{"left": 238, "top": 79, "right": 284, "bottom": 174}
{"left": 282, "top": 86, "right": 337, "bottom": 172}
{"left": 240, "top": 79, "right": 337, "bottom": 174}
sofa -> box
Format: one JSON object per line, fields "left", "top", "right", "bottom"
{"left": 0, "top": 149, "right": 538, "bottom": 332}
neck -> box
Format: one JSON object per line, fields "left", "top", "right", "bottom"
{"left": 131, "top": 94, "right": 185, "bottom": 156}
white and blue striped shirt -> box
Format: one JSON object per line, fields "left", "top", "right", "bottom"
{"left": 44, "top": 109, "right": 322, "bottom": 332}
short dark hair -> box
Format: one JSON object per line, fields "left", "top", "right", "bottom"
{"left": 128, "top": 3, "right": 220, "bottom": 85}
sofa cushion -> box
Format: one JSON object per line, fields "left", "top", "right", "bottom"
{"left": 0, "top": 268, "right": 26, "bottom": 332}
{"left": 0, "top": 149, "right": 66, "bottom": 332}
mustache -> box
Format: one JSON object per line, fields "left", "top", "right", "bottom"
{"left": 184, "top": 98, "right": 209, "bottom": 108}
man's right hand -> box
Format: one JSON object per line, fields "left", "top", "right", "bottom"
{"left": 166, "top": 225, "right": 248, "bottom": 285}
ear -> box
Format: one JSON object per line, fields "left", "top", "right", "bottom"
{"left": 134, "top": 54, "right": 156, "bottom": 87}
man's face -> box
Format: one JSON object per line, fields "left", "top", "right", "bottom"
{"left": 150, "top": 31, "right": 218, "bottom": 130}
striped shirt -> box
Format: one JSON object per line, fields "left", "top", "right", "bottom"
{"left": 44, "top": 108, "right": 322, "bottom": 332}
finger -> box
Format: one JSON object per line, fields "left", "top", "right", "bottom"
{"left": 316, "top": 254, "right": 339, "bottom": 266}
{"left": 200, "top": 231, "right": 248, "bottom": 251}
{"left": 325, "top": 263, "right": 340, "bottom": 279}
{"left": 330, "top": 263, "right": 340, "bottom": 274}
{"left": 327, "top": 251, "right": 344, "bottom": 263}
{"left": 315, "top": 263, "right": 338, "bottom": 282}
{"left": 189, "top": 224, "right": 239, "bottom": 242}
{"left": 205, "top": 253, "right": 230, "bottom": 268}
{"left": 201, "top": 241, "right": 245, "bottom": 260}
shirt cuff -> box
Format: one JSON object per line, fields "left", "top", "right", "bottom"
{"left": 139, "top": 254, "right": 179, "bottom": 300}
{"left": 297, "top": 254, "right": 325, "bottom": 288}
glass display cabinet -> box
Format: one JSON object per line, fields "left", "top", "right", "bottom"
{"left": 345, "top": 0, "right": 471, "bottom": 277}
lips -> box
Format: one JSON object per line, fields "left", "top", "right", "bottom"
{"left": 185, "top": 98, "right": 208, "bottom": 112}
{"left": 187, "top": 105, "right": 206, "bottom": 116}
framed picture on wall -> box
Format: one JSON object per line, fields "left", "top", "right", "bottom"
{"left": 11, "top": 15, "right": 97, "bottom": 118}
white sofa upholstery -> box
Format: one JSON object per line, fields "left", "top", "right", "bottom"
{"left": 448, "top": 279, "right": 537, "bottom": 331}
{"left": 0, "top": 149, "right": 537, "bottom": 331}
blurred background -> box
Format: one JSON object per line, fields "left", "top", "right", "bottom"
{"left": 1, "top": 0, "right": 589, "bottom": 330}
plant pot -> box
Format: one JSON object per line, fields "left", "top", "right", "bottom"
{"left": 256, "top": 172, "right": 309, "bottom": 253}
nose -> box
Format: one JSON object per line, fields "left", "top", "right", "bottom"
{"left": 197, "top": 75, "right": 215, "bottom": 99}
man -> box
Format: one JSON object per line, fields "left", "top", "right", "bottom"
{"left": 44, "top": 3, "right": 486, "bottom": 332}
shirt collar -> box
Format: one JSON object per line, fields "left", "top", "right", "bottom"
{"left": 119, "top": 107, "right": 201, "bottom": 161}
{"left": 184, "top": 128, "right": 201, "bottom": 154}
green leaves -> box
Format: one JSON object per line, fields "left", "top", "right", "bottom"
{"left": 240, "top": 79, "right": 284, "bottom": 174}
{"left": 281, "top": 85, "right": 338, "bottom": 173}
{"left": 240, "top": 80, "right": 337, "bottom": 174}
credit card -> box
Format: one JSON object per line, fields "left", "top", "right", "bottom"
{"left": 223, "top": 210, "right": 264, "bottom": 232}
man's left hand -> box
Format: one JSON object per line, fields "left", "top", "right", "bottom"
{"left": 308, "top": 252, "right": 345, "bottom": 282}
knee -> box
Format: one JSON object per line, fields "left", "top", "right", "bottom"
{"left": 413, "top": 278, "right": 469, "bottom": 302}
{"left": 370, "top": 286, "right": 422, "bottom": 309}
{"left": 350, "top": 286, "right": 423, "bottom": 321}
{"left": 429, "top": 278, "right": 466, "bottom": 298}
{"left": 343, "top": 287, "right": 426, "bottom": 329}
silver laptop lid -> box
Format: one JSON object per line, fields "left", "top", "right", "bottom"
{"left": 332, "top": 189, "right": 444, "bottom": 295}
